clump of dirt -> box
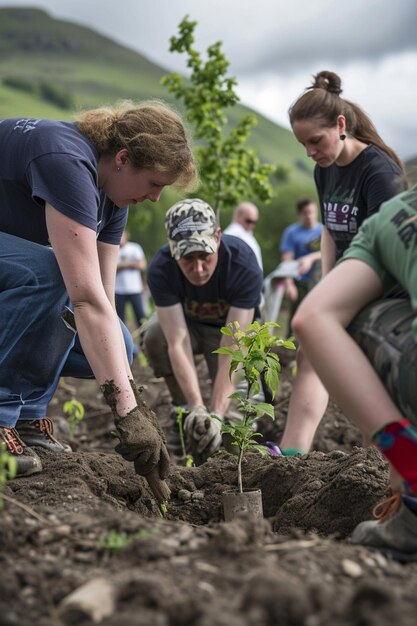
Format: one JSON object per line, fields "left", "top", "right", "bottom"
{"left": 1, "top": 358, "right": 416, "bottom": 626}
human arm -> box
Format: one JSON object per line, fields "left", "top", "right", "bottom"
{"left": 297, "top": 250, "right": 321, "bottom": 276}
{"left": 156, "top": 303, "right": 221, "bottom": 462}
{"left": 155, "top": 304, "right": 204, "bottom": 407}
{"left": 210, "top": 306, "right": 255, "bottom": 416}
{"left": 320, "top": 226, "right": 336, "bottom": 277}
{"left": 281, "top": 251, "right": 299, "bottom": 301}
{"left": 97, "top": 240, "right": 133, "bottom": 377}
{"left": 46, "top": 205, "right": 169, "bottom": 478}
{"left": 188, "top": 306, "right": 256, "bottom": 461}
{"left": 46, "top": 204, "right": 135, "bottom": 414}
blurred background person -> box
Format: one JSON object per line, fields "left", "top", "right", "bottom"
{"left": 279, "top": 197, "right": 322, "bottom": 336}
{"left": 223, "top": 201, "right": 263, "bottom": 270}
{"left": 116, "top": 229, "right": 148, "bottom": 328}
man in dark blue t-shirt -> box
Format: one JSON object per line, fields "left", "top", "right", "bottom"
{"left": 144, "top": 198, "right": 263, "bottom": 462}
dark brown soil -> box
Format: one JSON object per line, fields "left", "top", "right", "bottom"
{"left": 1, "top": 357, "right": 417, "bottom": 626}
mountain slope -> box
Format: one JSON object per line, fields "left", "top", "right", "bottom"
{"left": 0, "top": 7, "right": 312, "bottom": 181}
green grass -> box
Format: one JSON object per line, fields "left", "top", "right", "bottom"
{"left": 0, "top": 6, "right": 317, "bottom": 274}
{"left": 0, "top": 7, "right": 312, "bottom": 182}
{"left": 0, "top": 81, "right": 66, "bottom": 118}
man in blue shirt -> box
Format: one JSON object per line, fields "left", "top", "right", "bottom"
{"left": 280, "top": 197, "right": 323, "bottom": 335}
{"left": 144, "top": 198, "right": 263, "bottom": 463}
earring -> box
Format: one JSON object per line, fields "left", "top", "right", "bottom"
{"left": 117, "top": 166, "right": 121, "bottom": 171}
{"left": 340, "top": 134, "right": 346, "bottom": 141}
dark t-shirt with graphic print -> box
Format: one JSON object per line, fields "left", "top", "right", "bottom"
{"left": 315, "top": 144, "right": 404, "bottom": 260}
{"left": 148, "top": 235, "right": 263, "bottom": 327}
{"left": 0, "top": 118, "right": 128, "bottom": 245}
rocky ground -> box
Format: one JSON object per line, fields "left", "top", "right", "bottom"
{"left": 1, "top": 355, "right": 417, "bottom": 626}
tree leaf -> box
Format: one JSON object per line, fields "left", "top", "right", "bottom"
{"left": 254, "top": 403, "right": 275, "bottom": 419}
{"left": 213, "top": 346, "right": 235, "bottom": 355}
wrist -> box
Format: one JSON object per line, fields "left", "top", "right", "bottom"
{"left": 190, "top": 403, "right": 207, "bottom": 413}
{"left": 186, "top": 391, "right": 204, "bottom": 408}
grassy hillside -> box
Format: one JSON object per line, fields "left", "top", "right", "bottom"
{"left": 0, "top": 7, "right": 312, "bottom": 181}
{"left": 0, "top": 7, "right": 316, "bottom": 274}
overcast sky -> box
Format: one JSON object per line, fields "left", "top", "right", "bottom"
{"left": 2, "top": 0, "right": 417, "bottom": 159}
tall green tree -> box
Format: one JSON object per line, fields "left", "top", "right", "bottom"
{"left": 161, "top": 16, "right": 275, "bottom": 212}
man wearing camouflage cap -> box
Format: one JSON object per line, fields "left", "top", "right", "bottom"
{"left": 143, "top": 198, "right": 263, "bottom": 463}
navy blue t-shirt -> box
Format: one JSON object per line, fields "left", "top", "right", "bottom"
{"left": 0, "top": 118, "right": 128, "bottom": 245}
{"left": 148, "top": 235, "right": 263, "bottom": 327}
{"left": 315, "top": 144, "right": 404, "bottom": 260}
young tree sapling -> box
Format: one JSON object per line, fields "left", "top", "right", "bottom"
{"left": 214, "top": 320, "right": 295, "bottom": 493}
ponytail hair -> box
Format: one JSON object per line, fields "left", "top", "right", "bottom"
{"left": 288, "top": 71, "right": 404, "bottom": 172}
{"left": 75, "top": 100, "right": 199, "bottom": 191}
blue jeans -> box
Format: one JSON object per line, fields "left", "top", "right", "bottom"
{"left": 115, "top": 292, "right": 146, "bottom": 327}
{"left": 0, "top": 232, "right": 135, "bottom": 427}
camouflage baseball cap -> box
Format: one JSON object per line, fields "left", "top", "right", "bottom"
{"left": 165, "top": 198, "right": 218, "bottom": 259}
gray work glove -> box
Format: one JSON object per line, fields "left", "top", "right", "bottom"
{"left": 184, "top": 404, "right": 223, "bottom": 464}
{"left": 101, "top": 380, "right": 171, "bottom": 479}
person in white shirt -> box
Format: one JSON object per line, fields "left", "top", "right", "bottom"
{"left": 115, "top": 229, "right": 147, "bottom": 327}
{"left": 223, "top": 201, "right": 263, "bottom": 270}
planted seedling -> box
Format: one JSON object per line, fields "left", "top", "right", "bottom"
{"left": 138, "top": 350, "right": 149, "bottom": 368}
{"left": 99, "top": 528, "right": 157, "bottom": 551}
{"left": 158, "top": 502, "right": 168, "bottom": 517}
{"left": 63, "top": 399, "right": 85, "bottom": 439}
{"left": 0, "top": 443, "right": 17, "bottom": 509}
{"left": 175, "top": 407, "right": 194, "bottom": 467}
{"left": 214, "top": 320, "right": 295, "bottom": 493}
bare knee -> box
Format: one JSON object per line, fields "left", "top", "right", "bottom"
{"left": 295, "top": 344, "right": 309, "bottom": 368}
{"left": 292, "top": 297, "right": 320, "bottom": 340}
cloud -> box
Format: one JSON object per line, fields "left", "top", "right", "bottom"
{"left": 104, "top": 0, "right": 417, "bottom": 76}
{"left": 1, "top": 0, "right": 416, "bottom": 158}
{"left": 237, "top": 52, "right": 417, "bottom": 159}
{"left": 3, "top": 0, "right": 416, "bottom": 74}
{"left": 226, "top": 0, "right": 417, "bottom": 74}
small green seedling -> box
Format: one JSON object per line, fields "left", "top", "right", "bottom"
{"left": 214, "top": 320, "right": 295, "bottom": 493}
{"left": 158, "top": 502, "right": 168, "bottom": 518}
{"left": 99, "top": 528, "right": 156, "bottom": 551}
{"left": 138, "top": 350, "right": 149, "bottom": 368}
{"left": 63, "top": 399, "right": 85, "bottom": 439}
{"left": 0, "top": 443, "right": 17, "bottom": 509}
{"left": 175, "top": 407, "right": 194, "bottom": 467}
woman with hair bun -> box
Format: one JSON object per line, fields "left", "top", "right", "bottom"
{"left": 280, "top": 70, "right": 405, "bottom": 456}
{"left": 0, "top": 100, "right": 197, "bottom": 478}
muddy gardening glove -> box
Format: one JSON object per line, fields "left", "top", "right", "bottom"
{"left": 128, "top": 379, "right": 169, "bottom": 450}
{"left": 114, "top": 409, "right": 171, "bottom": 478}
{"left": 100, "top": 380, "right": 170, "bottom": 480}
{"left": 128, "top": 379, "right": 171, "bottom": 505}
{"left": 184, "top": 404, "right": 223, "bottom": 465}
